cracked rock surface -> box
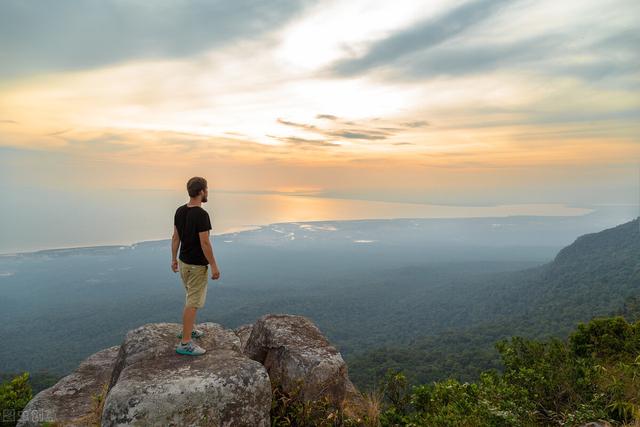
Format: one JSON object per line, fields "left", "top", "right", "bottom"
{"left": 17, "top": 315, "right": 365, "bottom": 426}
{"left": 101, "top": 322, "right": 271, "bottom": 427}
{"left": 17, "top": 345, "right": 120, "bottom": 426}
{"left": 244, "top": 313, "right": 366, "bottom": 416}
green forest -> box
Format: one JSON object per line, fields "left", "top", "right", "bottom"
{"left": 3, "top": 313, "right": 638, "bottom": 426}
{"left": 1, "top": 218, "right": 638, "bottom": 426}
{"left": 360, "top": 314, "right": 640, "bottom": 426}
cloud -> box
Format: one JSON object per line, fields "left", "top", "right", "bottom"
{"left": 591, "top": 28, "right": 640, "bottom": 54}
{"left": 44, "top": 128, "right": 73, "bottom": 137}
{"left": 276, "top": 118, "right": 318, "bottom": 131}
{"left": 386, "top": 31, "right": 640, "bottom": 82}
{"left": 267, "top": 135, "right": 340, "bottom": 147}
{"left": 327, "top": 0, "right": 515, "bottom": 76}
{"left": 55, "top": 131, "right": 137, "bottom": 153}
{"left": 315, "top": 114, "right": 339, "bottom": 120}
{"left": 391, "top": 34, "right": 559, "bottom": 79}
{"left": 14, "top": 127, "right": 297, "bottom": 162}
{"left": 276, "top": 116, "right": 396, "bottom": 141}
{"left": 327, "top": 130, "right": 388, "bottom": 140}
{"left": 323, "top": 0, "right": 638, "bottom": 85}
{"left": 548, "top": 29, "right": 640, "bottom": 81}
{"left": 0, "top": 0, "right": 316, "bottom": 80}
{"left": 375, "top": 127, "right": 405, "bottom": 132}
{"left": 439, "top": 106, "right": 640, "bottom": 130}
{"left": 400, "top": 120, "right": 429, "bottom": 128}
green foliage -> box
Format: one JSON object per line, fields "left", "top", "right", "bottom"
{"left": 347, "top": 327, "right": 506, "bottom": 392}
{"left": 615, "top": 294, "right": 640, "bottom": 323}
{"left": 569, "top": 316, "right": 640, "bottom": 361}
{"left": 408, "top": 378, "right": 530, "bottom": 426}
{"left": 495, "top": 335, "right": 602, "bottom": 425}
{"left": 0, "top": 370, "right": 61, "bottom": 396}
{"left": 1, "top": 219, "right": 638, "bottom": 425}
{"left": 270, "top": 378, "right": 362, "bottom": 427}
{"left": 366, "top": 315, "right": 640, "bottom": 426}
{"left": 3, "top": 218, "right": 638, "bottom": 396}
{"left": 0, "top": 372, "right": 32, "bottom": 427}
{"left": 380, "top": 370, "right": 411, "bottom": 416}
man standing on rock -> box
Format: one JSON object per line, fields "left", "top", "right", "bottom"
{"left": 171, "top": 176, "right": 221, "bottom": 356}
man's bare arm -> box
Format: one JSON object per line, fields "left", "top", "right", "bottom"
{"left": 199, "top": 230, "right": 218, "bottom": 268}
{"left": 171, "top": 225, "right": 180, "bottom": 261}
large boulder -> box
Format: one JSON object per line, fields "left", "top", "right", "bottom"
{"left": 232, "top": 323, "right": 253, "bottom": 353}
{"left": 243, "top": 313, "right": 366, "bottom": 416}
{"left": 17, "top": 345, "right": 120, "bottom": 426}
{"left": 101, "top": 322, "right": 272, "bottom": 426}
{"left": 16, "top": 315, "right": 367, "bottom": 425}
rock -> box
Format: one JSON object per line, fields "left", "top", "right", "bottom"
{"left": 232, "top": 323, "right": 254, "bottom": 353}
{"left": 17, "top": 314, "right": 367, "bottom": 425}
{"left": 243, "top": 313, "right": 366, "bottom": 416}
{"left": 17, "top": 345, "right": 120, "bottom": 427}
{"left": 101, "top": 322, "right": 271, "bottom": 426}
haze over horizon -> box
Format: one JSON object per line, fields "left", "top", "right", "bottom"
{"left": 1, "top": 0, "right": 639, "bottom": 252}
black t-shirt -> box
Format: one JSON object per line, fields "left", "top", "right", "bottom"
{"left": 174, "top": 204, "right": 212, "bottom": 265}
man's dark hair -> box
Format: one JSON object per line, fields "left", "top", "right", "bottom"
{"left": 187, "top": 177, "right": 207, "bottom": 198}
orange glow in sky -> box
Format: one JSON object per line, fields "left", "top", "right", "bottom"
{"left": 0, "top": 0, "right": 638, "bottom": 207}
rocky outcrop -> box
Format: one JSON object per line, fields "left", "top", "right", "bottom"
{"left": 244, "top": 313, "right": 365, "bottom": 416}
{"left": 101, "top": 322, "right": 271, "bottom": 426}
{"left": 232, "top": 323, "right": 253, "bottom": 353}
{"left": 16, "top": 345, "right": 120, "bottom": 426}
{"left": 17, "top": 314, "right": 366, "bottom": 426}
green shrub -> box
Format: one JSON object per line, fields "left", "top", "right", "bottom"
{"left": 370, "top": 315, "right": 640, "bottom": 426}
{"left": 270, "top": 377, "right": 362, "bottom": 426}
{"left": 0, "top": 372, "right": 33, "bottom": 427}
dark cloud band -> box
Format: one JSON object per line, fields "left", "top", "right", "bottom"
{"left": 0, "top": 0, "right": 316, "bottom": 79}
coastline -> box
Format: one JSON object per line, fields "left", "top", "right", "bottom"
{"left": 0, "top": 209, "right": 600, "bottom": 258}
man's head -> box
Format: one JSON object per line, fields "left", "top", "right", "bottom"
{"left": 187, "top": 177, "right": 208, "bottom": 203}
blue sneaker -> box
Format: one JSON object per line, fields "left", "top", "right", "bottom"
{"left": 176, "top": 340, "right": 206, "bottom": 356}
{"left": 176, "top": 328, "right": 205, "bottom": 339}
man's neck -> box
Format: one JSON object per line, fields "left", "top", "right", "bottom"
{"left": 186, "top": 200, "right": 201, "bottom": 207}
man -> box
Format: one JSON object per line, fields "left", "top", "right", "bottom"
{"left": 171, "top": 176, "right": 221, "bottom": 356}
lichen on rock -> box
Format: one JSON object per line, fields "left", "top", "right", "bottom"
{"left": 17, "top": 314, "right": 365, "bottom": 426}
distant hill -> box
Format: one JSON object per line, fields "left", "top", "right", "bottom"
{"left": 1, "top": 214, "right": 637, "bottom": 394}
{"left": 473, "top": 217, "right": 640, "bottom": 338}
{"left": 348, "top": 218, "right": 640, "bottom": 389}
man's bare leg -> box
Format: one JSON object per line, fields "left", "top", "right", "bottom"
{"left": 182, "top": 306, "right": 197, "bottom": 343}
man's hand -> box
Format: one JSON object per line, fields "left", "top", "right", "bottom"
{"left": 210, "top": 265, "right": 220, "bottom": 280}
{"left": 171, "top": 259, "right": 179, "bottom": 273}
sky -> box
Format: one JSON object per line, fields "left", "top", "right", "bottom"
{"left": 1, "top": 0, "right": 639, "bottom": 209}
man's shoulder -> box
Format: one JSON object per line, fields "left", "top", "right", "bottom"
{"left": 197, "top": 206, "right": 210, "bottom": 216}
{"left": 198, "top": 208, "right": 212, "bottom": 227}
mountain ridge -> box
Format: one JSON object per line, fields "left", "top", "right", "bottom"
{"left": 347, "top": 217, "right": 640, "bottom": 389}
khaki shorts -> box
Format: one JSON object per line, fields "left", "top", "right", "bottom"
{"left": 179, "top": 259, "right": 208, "bottom": 308}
